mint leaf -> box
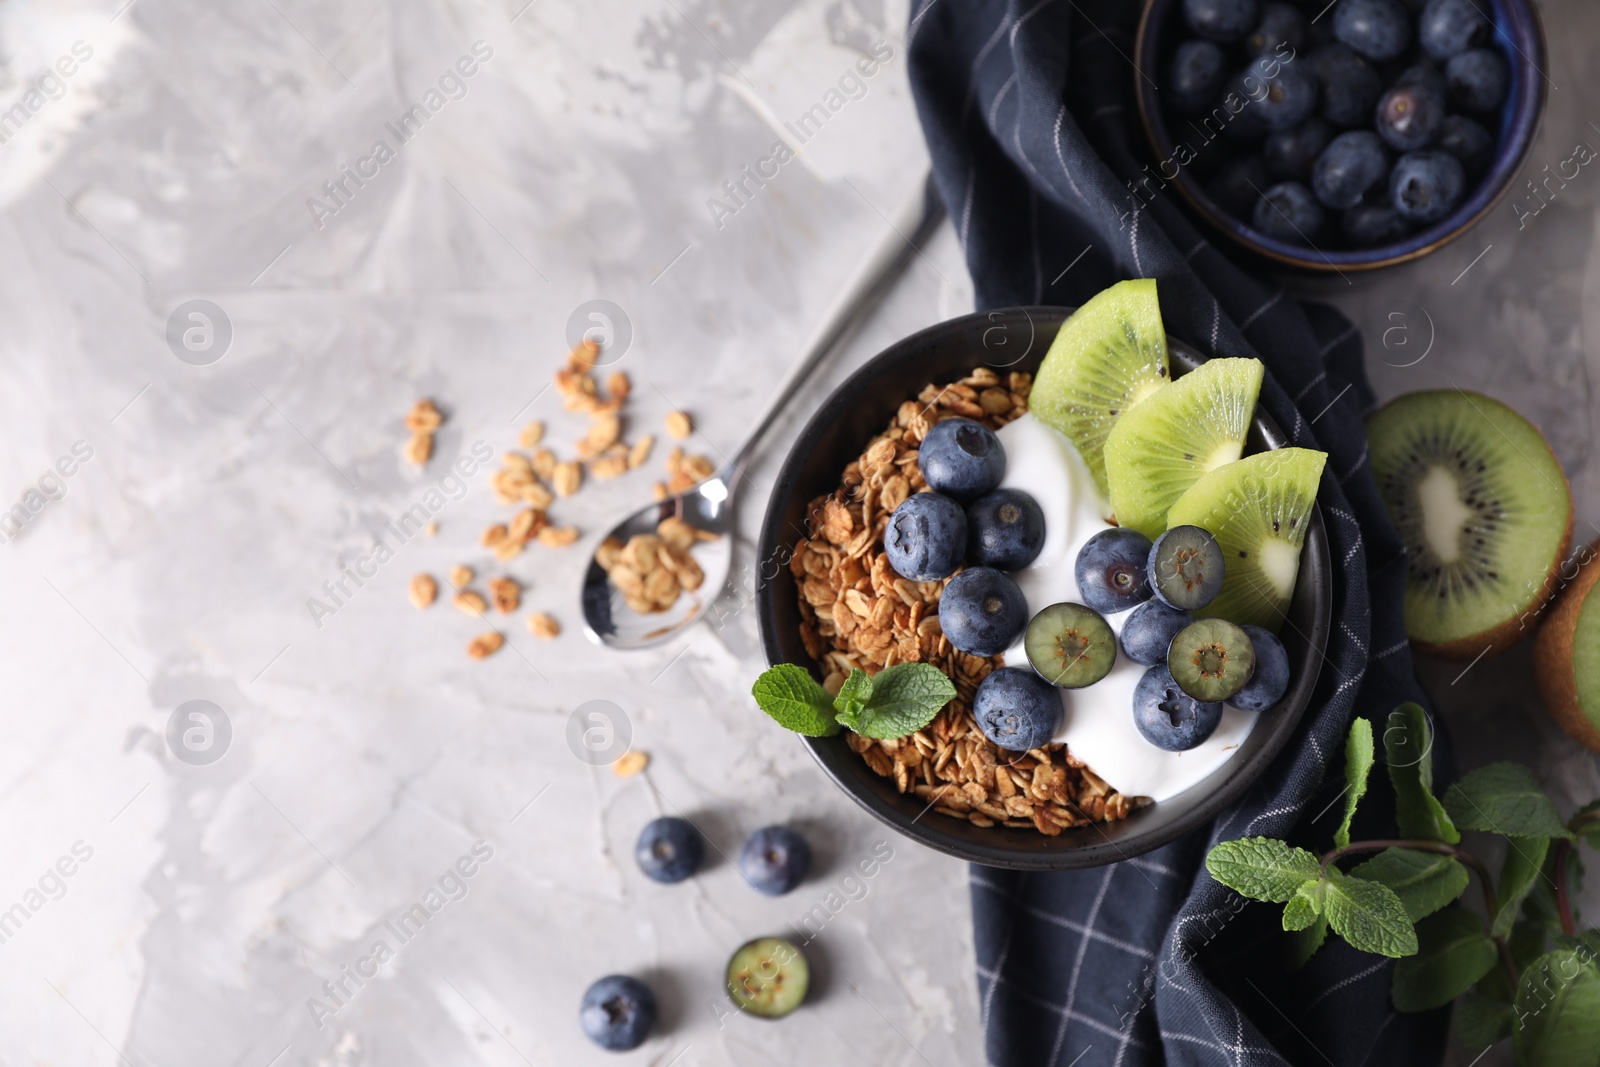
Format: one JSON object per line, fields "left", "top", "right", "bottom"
{"left": 1513, "top": 951, "right": 1600, "bottom": 1066}
{"left": 1453, "top": 989, "right": 1514, "bottom": 1048}
{"left": 1349, "top": 848, "right": 1470, "bottom": 923}
{"left": 751, "top": 664, "right": 842, "bottom": 737}
{"left": 1492, "top": 836, "right": 1551, "bottom": 938}
{"left": 1385, "top": 703, "right": 1459, "bottom": 844}
{"left": 1443, "top": 763, "right": 1573, "bottom": 840}
{"left": 1205, "top": 837, "right": 1321, "bottom": 903}
{"left": 841, "top": 663, "right": 956, "bottom": 740}
{"left": 1286, "top": 915, "right": 1329, "bottom": 972}
{"left": 1284, "top": 885, "right": 1321, "bottom": 931}
{"left": 1322, "top": 867, "right": 1418, "bottom": 958}
{"left": 1336, "top": 717, "right": 1375, "bottom": 849}
{"left": 1391, "top": 907, "right": 1497, "bottom": 1012}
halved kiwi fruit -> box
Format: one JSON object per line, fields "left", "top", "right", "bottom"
{"left": 1024, "top": 603, "right": 1117, "bottom": 687}
{"left": 1103, "top": 357, "right": 1265, "bottom": 538}
{"left": 1368, "top": 391, "right": 1572, "bottom": 659}
{"left": 1030, "top": 279, "right": 1170, "bottom": 500}
{"left": 726, "top": 937, "right": 809, "bottom": 1018}
{"left": 1533, "top": 539, "right": 1600, "bottom": 751}
{"left": 1166, "top": 447, "right": 1328, "bottom": 632}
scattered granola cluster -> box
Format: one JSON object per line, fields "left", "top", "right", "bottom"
{"left": 596, "top": 516, "right": 715, "bottom": 615}
{"left": 791, "top": 368, "right": 1145, "bottom": 836}
{"left": 403, "top": 399, "right": 443, "bottom": 465}
{"left": 400, "top": 342, "right": 723, "bottom": 655}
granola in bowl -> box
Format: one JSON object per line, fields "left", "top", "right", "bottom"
{"left": 788, "top": 367, "right": 1144, "bottom": 837}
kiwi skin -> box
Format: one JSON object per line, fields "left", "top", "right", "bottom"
{"left": 1533, "top": 538, "right": 1600, "bottom": 752}
{"left": 1411, "top": 503, "right": 1572, "bottom": 661}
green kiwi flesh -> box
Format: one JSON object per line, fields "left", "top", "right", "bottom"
{"left": 1368, "top": 390, "right": 1571, "bottom": 658}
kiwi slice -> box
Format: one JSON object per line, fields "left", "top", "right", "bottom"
{"left": 1103, "top": 357, "right": 1265, "bottom": 538}
{"left": 1368, "top": 391, "right": 1572, "bottom": 658}
{"left": 1533, "top": 538, "right": 1600, "bottom": 751}
{"left": 1168, "top": 618, "right": 1255, "bottom": 702}
{"left": 726, "top": 937, "right": 809, "bottom": 1019}
{"left": 1030, "top": 279, "right": 1170, "bottom": 499}
{"left": 1166, "top": 447, "right": 1328, "bottom": 632}
{"left": 1024, "top": 603, "right": 1117, "bottom": 688}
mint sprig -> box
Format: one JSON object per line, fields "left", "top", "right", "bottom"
{"left": 751, "top": 663, "right": 956, "bottom": 741}
{"left": 750, "top": 664, "right": 843, "bottom": 737}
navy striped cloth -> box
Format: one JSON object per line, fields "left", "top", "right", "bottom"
{"left": 905, "top": 1, "right": 1452, "bottom": 1063}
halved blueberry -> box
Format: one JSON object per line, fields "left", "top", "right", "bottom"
{"left": 1148, "top": 525, "right": 1225, "bottom": 611}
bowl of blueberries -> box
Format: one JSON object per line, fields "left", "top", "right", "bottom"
{"left": 1134, "top": 0, "right": 1545, "bottom": 269}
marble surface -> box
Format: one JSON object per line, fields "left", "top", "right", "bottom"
{"left": 1, "top": 0, "right": 1597, "bottom": 1063}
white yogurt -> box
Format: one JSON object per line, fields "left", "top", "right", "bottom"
{"left": 995, "top": 414, "right": 1259, "bottom": 803}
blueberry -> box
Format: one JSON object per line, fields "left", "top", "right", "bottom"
{"left": 1418, "top": 0, "right": 1489, "bottom": 59}
{"left": 1265, "top": 116, "right": 1334, "bottom": 180}
{"left": 1333, "top": 0, "right": 1411, "bottom": 60}
{"left": 1312, "top": 129, "right": 1389, "bottom": 207}
{"left": 1342, "top": 202, "right": 1411, "bottom": 243}
{"left": 1120, "top": 600, "right": 1193, "bottom": 667}
{"left": 939, "top": 566, "right": 1028, "bottom": 656}
{"left": 1074, "top": 528, "right": 1154, "bottom": 615}
{"left": 1243, "top": 1, "right": 1308, "bottom": 58}
{"left": 1149, "top": 525, "right": 1225, "bottom": 610}
{"left": 973, "top": 667, "right": 1063, "bottom": 751}
{"left": 918, "top": 417, "right": 1005, "bottom": 502}
{"left": 1205, "top": 155, "right": 1270, "bottom": 217}
{"left": 1246, "top": 53, "right": 1320, "bottom": 131}
{"left": 738, "top": 826, "right": 810, "bottom": 896}
{"left": 1376, "top": 69, "right": 1447, "bottom": 151}
{"left": 1233, "top": 625, "right": 1291, "bottom": 711}
{"left": 1310, "top": 44, "right": 1382, "bottom": 127}
{"left": 581, "top": 975, "right": 658, "bottom": 1051}
{"left": 1133, "top": 665, "right": 1224, "bottom": 750}
{"left": 1390, "top": 149, "right": 1466, "bottom": 222}
{"left": 1435, "top": 113, "right": 1496, "bottom": 177}
{"left": 1184, "top": 0, "right": 1260, "bottom": 42}
{"left": 1252, "top": 181, "right": 1325, "bottom": 241}
{"left": 1446, "top": 48, "right": 1508, "bottom": 112}
{"left": 884, "top": 492, "right": 967, "bottom": 582}
{"left": 966, "top": 488, "right": 1046, "bottom": 570}
{"left": 635, "top": 817, "right": 704, "bottom": 884}
{"left": 1169, "top": 40, "right": 1229, "bottom": 114}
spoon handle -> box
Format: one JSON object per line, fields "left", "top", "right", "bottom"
{"left": 724, "top": 171, "right": 945, "bottom": 478}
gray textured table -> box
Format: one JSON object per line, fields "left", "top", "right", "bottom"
{"left": 0, "top": 0, "right": 1593, "bottom": 1063}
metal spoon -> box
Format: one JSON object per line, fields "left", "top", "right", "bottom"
{"left": 581, "top": 173, "right": 945, "bottom": 649}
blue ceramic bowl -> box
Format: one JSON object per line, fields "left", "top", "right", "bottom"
{"left": 1134, "top": 0, "right": 1546, "bottom": 271}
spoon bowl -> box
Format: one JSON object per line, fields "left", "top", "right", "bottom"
{"left": 580, "top": 474, "right": 736, "bottom": 649}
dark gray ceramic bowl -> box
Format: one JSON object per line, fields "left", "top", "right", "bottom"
{"left": 756, "top": 307, "right": 1332, "bottom": 869}
{"left": 1133, "top": 0, "right": 1546, "bottom": 271}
